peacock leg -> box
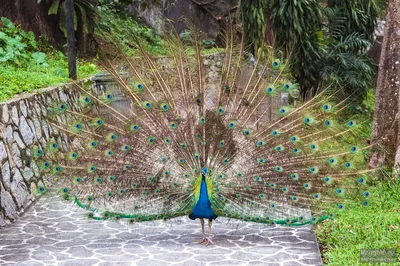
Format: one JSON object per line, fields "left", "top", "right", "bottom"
{"left": 205, "top": 220, "right": 215, "bottom": 246}
{"left": 198, "top": 218, "right": 207, "bottom": 244}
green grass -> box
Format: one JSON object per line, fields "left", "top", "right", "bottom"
{"left": 0, "top": 53, "right": 97, "bottom": 102}
{"left": 315, "top": 179, "right": 400, "bottom": 265}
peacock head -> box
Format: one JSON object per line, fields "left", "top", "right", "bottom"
{"left": 201, "top": 167, "right": 208, "bottom": 175}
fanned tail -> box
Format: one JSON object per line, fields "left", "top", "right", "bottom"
{"left": 32, "top": 21, "right": 380, "bottom": 225}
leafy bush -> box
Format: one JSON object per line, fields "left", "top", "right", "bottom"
{"left": 0, "top": 17, "right": 47, "bottom": 66}
{"left": 0, "top": 17, "right": 97, "bottom": 102}
{"left": 0, "top": 52, "right": 97, "bottom": 102}
{"left": 96, "top": 5, "right": 169, "bottom": 56}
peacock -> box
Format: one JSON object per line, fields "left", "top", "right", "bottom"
{"left": 32, "top": 23, "right": 379, "bottom": 246}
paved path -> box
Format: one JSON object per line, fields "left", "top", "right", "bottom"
{"left": 0, "top": 194, "right": 322, "bottom": 266}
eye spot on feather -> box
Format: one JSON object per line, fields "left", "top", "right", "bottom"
{"left": 322, "top": 103, "right": 332, "bottom": 111}
{"left": 347, "top": 120, "right": 356, "bottom": 127}
{"left": 338, "top": 204, "right": 344, "bottom": 209}
{"left": 108, "top": 176, "right": 116, "bottom": 182}
{"left": 364, "top": 191, "right": 370, "bottom": 197}
{"left": 310, "top": 143, "right": 317, "bottom": 150}
{"left": 336, "top": 188, "right": 344, "bottom": 195}
{"left": 290, "top": 173, "right": 299, "bottom": 180}
{"left": 256, "top": 140, "right": 265, "bottom": 147}
{"left": 324, "top": 120, "right": 331, "bottom": 126}
{"left": 362, "top": 201, "right": 369, "bottom": 206}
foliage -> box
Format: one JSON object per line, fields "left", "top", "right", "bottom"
{"left": 0, "top": 17, "right": 47, "bottom": 66}
{"left": 0, "top": 17, "right": 97, "bottom": 102}
{"left": 240, "top": 0, "right": 267, "bottom": 54}
{"left": 263, "top": 1, "right": 377, "bottom": 100}
{"left": 38, "top": 0, "right": 98, "bottom": 37}
{"left": 327, "top": 0, "right": 379, "bottom": 41}
{"left": 96, "top": 5, "right": 169, "bottom": 56}
{"left": 0, "top": 52, "right": 97, "bottom": 102}
{"left": 270, "top": 0, "right": 324, "bottom": 96}
{"left": 316, "top": 180, "right": 400, "bottom": 265}
{"left": 318, "top": 7, "right": 375, "bottom": 101}
{"left": 98, "top": 0, "right": 159, "bottom": 13}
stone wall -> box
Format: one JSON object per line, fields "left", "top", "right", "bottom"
{"left": 0, "top": 53, "right": 225, "bottom": 226}
{"left": 0, "top": 82, "right": 94, "bottom": 226}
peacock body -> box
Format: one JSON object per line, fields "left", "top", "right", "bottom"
{"left": 33, "top": 24, "right": 378, "bottom": 245}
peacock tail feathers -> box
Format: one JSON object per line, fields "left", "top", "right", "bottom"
{"left": 32, "top": 23, "right": 379, "bottom": 226}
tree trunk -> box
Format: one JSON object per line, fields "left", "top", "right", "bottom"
{"left": 370, "top": 0, "right": 400, "bottom": 170}
{"left": 66, "top": 0, "right": 77, "bottom": 80}
{"left": 0, "top": 0, "right": 63, "bottom": 47}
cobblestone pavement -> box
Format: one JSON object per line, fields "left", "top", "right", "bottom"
{"left": 0, "top": 195, "right": 322, "bottom": 266}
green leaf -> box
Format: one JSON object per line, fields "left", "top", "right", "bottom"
{"left": 1, "top": 17, "right": 14, "bottom": 30}
{"left": 48, "top": 0, "right": 61, "bottom": 15}
{"left": 31, "top": 52, "right": 47, "bottom": 65}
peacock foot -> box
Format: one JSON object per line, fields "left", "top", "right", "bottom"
{"left": 198, "top": 238, "right": 215, "bottom": 246}
{"left": 198, "top": 237, "right": 207, "bottom": 244}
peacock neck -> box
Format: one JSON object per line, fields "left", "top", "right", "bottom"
{"left": 198, "top": 175, "right": 209, "bottom": 203}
